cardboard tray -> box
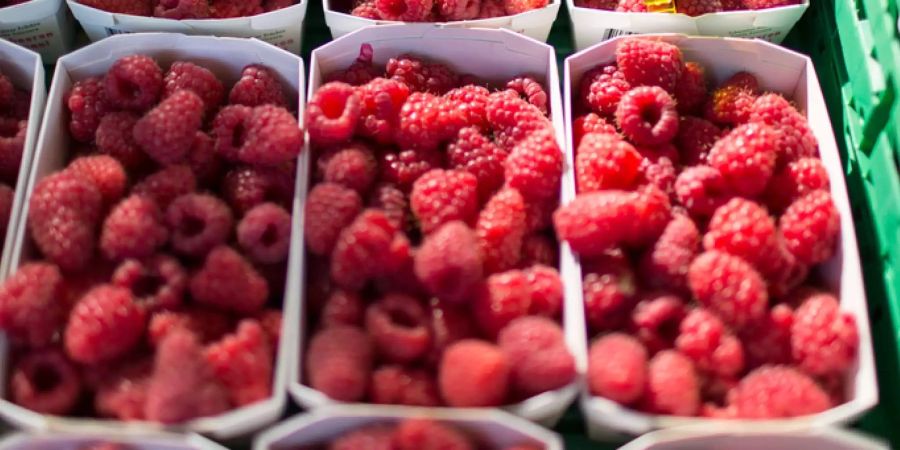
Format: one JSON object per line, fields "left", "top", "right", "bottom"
{"left": 0, "top": 430, "right": 227, "bottom": 450}
{"left": 0, "top": 0, "right": 76, "bottom": 62}
{"left": 618, "top": 425, "right": 888, "bottom": 450}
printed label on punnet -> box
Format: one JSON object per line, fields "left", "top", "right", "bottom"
{"left": 0, "top": 16, "right": 67, "bottom": 60}
{"left": 600, "top": 28, "right": 637, "bottom": 40}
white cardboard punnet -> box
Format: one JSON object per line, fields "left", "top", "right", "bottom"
{"left": 0, "top": 0, "right": 76, "bottom": 62}
{"left": 567, "top": 2, "right": 808, "bottom": 51}
{"left": 253, "top": 405, "right": 565, "bottom": 450}
{"left": 564, "top": 34, "right": 877, "bottom": 438}
{"left": 322, "top": 0, "right": 560, "bottom": 42}
{"left": 0, "top": 33, "right": 305, "bottom": 440}
{"left": 0, "top": 38, "right": 46, "bottom": 279}
{"left": 67, "top": 0, "right": 308, "bottom": 55}
{"left": 0, "top": 430, "right": 228, "bottom": 450}
{"left": 292, "top": 24, "right": 584, "bottom": 427}
{"left": 618, "top": 425, "right": 888, "bottom": 450}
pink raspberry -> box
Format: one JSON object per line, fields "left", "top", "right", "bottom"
{"left": 132, "top": 165, "right": 197, "bottom": 210}
{"left": 356, "top": 77, "right": 410, "bottom": 144}
{"left": 306, "top": 82, "right": 361, "bottom": 148}
{"left": 616, "top": 38, "right": 684, "bottom": 93}
{"left": 640, "top": 350, "right": 700, "bottom": 416}
{"left": 765, "top": 157, "right": 830, "bottom": 212}
{"left": 104, "top": 55, "right": 163, "bottom": 111}
{"left": 687, "top": 251, "right": 768, "bottom": 329}
{"left": 791, "top": 293, "right": 858, "bottom": 376}
{"left": 394, "top": 419, "right": 475, "bottom": 450}
{"left": 65, "top": 284, "right": 146, "bottom": 364}
{"left": 330, "top": 209, "right": 397, "bottom": 290}
{"left": 133, "top": 89, "right": 204, "bottom": 165}
{"left": 380, "top": 148, "right": 444, "bottom": 191}
{"left": 190, "top": 245, "right": 269, "bottom": 314}
{"left": 410, "top": 169, "right": 479, "bottom": 234}
{"left": 304, "top": 183, "right": 362, "bottom": 256}
{"left": 616, "top": 86, "right": 680, "bottom": 146}
{"left": 370, "top": 365, "right": 441, "bottom": 406}
{"left": 305, "top": 325, "right": 374, "bottom": 401}
{"left": 439, "top": 339, "right": 510, "bottom": 406}
{"left": 524, "top": 265, "right": 563, "bottom": 317}
{"left": 639, "top": 214, "right": 700, "bottom": 294}
{"left": 630, "top": 292, "right": 686, "bottom": 353}
{"left": 447, "top": 127, "right": 508, "bottom": 202}
{"left": 583, "top": 253, "right": 636, "bottom": 331}
{"left": 0, "top": 263, "right": 64, "bottom": 348}
{"left": 229, "top": 64, "right": 288, "bottom": 107}
{"left": 582, "top": 64, "right": 631, "bottom": 118}
{"left": 237, "top": 202, "right": 292, "bottom": 264}
{"left": 520, "top": 233, "right": 559, "bottom": 269}
{"left": 67, "top": 77, "right": 110, "bottom": 142}
{"left": 439, "top": 0, "right": 480, "bottom": 19}
{"left": 572, "top": 113, "right": 618, "bottom": 146}
{"left": 587, "top": 333, "right": 647, "bottom": 405}
{"left": 66, "top": 155, "right": 127, "bottom": 209}
{"left": 779, "top": 190, "right": 840, "bottom": 265}
{"left": 553, "top": 190, "right": 636, "bottom": 257}
{"left": 166, "top": 193, "right": 234, "bottom": 258}
{"left": 100, "top": 195, "right": 168, "bottom": 261}
{"left": 498, "top": 316, "right": 575, "bottom": 396}
{"left": 674, "top": 62, "right": 708, "bottom": 114}
{"left": 576, "top": 132, "right": 641, "bottom": 192}
{"left": 708, "top": 123, "right": 779, "bottom": 197}
{"left": 0, "top": 118, "right": 25, "bottom": 184}
{"left": 112, "top": 254, "right": 186, "bottom": 313}
{"left": 443, "top": 85, "right": 490, "bottom": 129}
{"left": 704, "top": 72, "right": 759, "bottom": 125}
{"left": 703, "top": 198, "right": 778, "bottom": 270}
{"left": 504, "top": 128, "right": 563, "bottom": 201}
{"left": 674, "top": 116, "right": 721, "bottom": 165}
{"left": 10, "top": 349, "right": 82, "bottom": 415}
{"left": 616, "top": 0, "right": 647, "bottom": 10}
{"left": 205, "top": 319, "right": 273, "bottom": 406}
{"left": 95, "top": 112, "right": 147, "bottom": 170}
{"left": 322, "top": 143, "right": 378, "bottom": 194}
{"left": 676, "top": 308, "right": 744, "bottom": 377}
{"left": 93, "top": 357, "right": 152, "bottom": 420}
{"left": 675, "top": 0, "right": 722, "bottom": 15}
{"left": 727, "top": 365, "right": 831, "bottom": 418}
{"left": 477, "top": 188, "right": 527, "bottom": 274}
{"left": 331, "top": 425, "right": 394, "bottom": 450}
{"left": 506, "top": 76, "right": 548, "bottom": 114}
{"left": 674, "top": 165, "right": 731, "bottom": 219}
{"left": 319, "top": 290, "right": 364, "bottom": 328}
{"left": 415, "top": 221, "right": 483, "bottom": 303}
{"left": 375, "top": 0, "right": 433, "bottom": 20}
{"left": 472, "top": 270, "right": 532, "bottom": 338}
{"left": 147, "top": 307, "right": 233, "bottom": 346}
{"left": 396, "top": 92, "right": 461, "bottom": 151}
{"left": 365, "top": 293, "right": 432, "bottom": 363}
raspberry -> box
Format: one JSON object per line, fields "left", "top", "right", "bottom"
{"left": 331, "top": 425, "right": 394, "bottom": 450}
{"left": 112, "top": 255, "right": 185, "bottom": 313}
{"left": 211, "top": 105, "right": 252, "bottom": 161}
{"left": 67, "top": 77, "right": 110, "bottom": 143}
{"left": 147, "top": 307, "right": 233, "bottom": 346}
{"left": 765, "top": 157, "right": 830, "bottom": 212}
{"left": 306, "top": 82, "right": 361, "bottom": 147}
{"left": 428, "top": 298, "right": 477, "bottom": 362}
{"left": 305, "top": 325, "right": 374, "bottom": 401}
{"left": 370, "top": 366, "right": 441, "bottom": 406}
{"left": 256, "top": 308, "right": 282, "bottom": 345}
{"left": 744, "top": 0, "right": 798, "bottom": 8}
{"left": 636, "top": 145, "right": 678, "bottom": 197}
{"left": 674, "top": 165, "right": 730, "bottom": 218}
{"left": 520, "top": 233, "right": 558, "bottom": 269}
{"left": 478, "top": 0, "right": 506, "bottom": 17}
{"left": 387, "top": 59, "right": 459, "bottom": 95}
{"left": 410, "top": 169, "right": 479, "bottom": 234}
{"left": 77, "top": 0, "right": 152, "bottom": 14}
{"left": 396, "top": 92, "right": 459, "bottom": 151}
{"left": 687, "top": 251, "right": 768, "bottom": 329}
{"left": 0, "top": 183, "right": 11, "bottom": 238}
{"left": 304, "top": 183, "right": 362, "bottom": 256}
{"left": 631, "top": 292, "right": 686, "bottom": 353}
{"left": 639, "top": 214, "right": 700, "bottom": 294}
{"left": 503, "top": 0, "right": 546, "bottom": 13}
{"left": 477, "top": 188, "right": 526, "bottom": 274}
{"left": 394, "top": 419, "right": 475, "bottom": 450}
{"left": 703, "top": 198, "right": 778, "bottom": 270}
{"left": 144, "top": 330, "right": 230, "bottom": 423}
{"left": 505, "top": 77, "right": 548, "bottom": 114}
{"left": 704, "top": 72, "right": 759, "bottom": 125}
{"left": 641, "top": 350, "right": 700, "bottom": 416}
{"left": 675, "top": 0, "right": 721, "bottom": 15}
{"left": 443, "top": 85, "right": 490, "bottom": 130}
{"left": 779, "top": 190, "right": 840, "bottom": 265}
{"left": 572, "top": 114, "right": 617, "bottom": 146}
{"left": 380, "top": 148, "right": 444, "bottom": 190}
{"left": 366, "top": 293, "right": 431, "bottom": 363}
{"left": 439, "top": 0, "right": 479, "bottom": 19}
{"left": 708, "top": 123, "right": 778, "bottom": 197}
{"left": 323, "top": 143, "right": 378, "bottom": 194}
{"left": 100, "top": 195, "right": 168, "bottom": 261}
{"left": 234, "top": 105, "right": 302, "bottom": 166}
{"left": 439, "top": 339, "right": 510, "bottom": 406}
{"left": 0, "top": 118, "right": 25, "bottom": 184}
{"left": 331, "top": 209, "right": 397, "bottom": 290}
{"left": 0, "top": 263, "right": 64, "bottom": 348}
{"left": 414, "top": 221, "right": 482, "bottom": 303}
{"left": 486, "top": 91, "right": 552, "bottom": 150}
{"left": 66, "top": 157, "right": 125, "bottom": 211}
{"left": 472, "top": 270, "right": 531, "bottom": 338}
{"left": 209, "top": 0, "right": 263, "bottom": 18}
{"left": 220, "top": 165, "right": 292, "bottom": 214}
{"left": 740, "top": 304, "right": 794, "bottom": 369}
{"left": 104, "top": 55, "right": 163, "bottom": 111}
{"left": 524, "top": 196, "right": 556, "bottom": 234}
{"left": 355, "top": 78, "right": 410, "bottom": 144}
{"left": 616, "top": 39, "right": 684, "bottom": 93}
{"left": 674, "top": 116, "right": 721, "bottom": 165}
{"left": 587, "top": 333, "right": 647, "bottom": 405}
{"left": 190, "top": 246, "right": 268, "bottom": 314}
{"left": 205, "top": 319, "right": 273, "bottom": 406}
{"left": 583, "top": 253, "right": 636, "bottom": 330}
{"left": 676, "top": 308, "right": 744, "bottom": 377}
{"left": 616, "top": 86, "right": 679, "bottom": 146}
{"left": 626, "top": 185, "right": 672, "bottom": 247}
{"left": 95, "top": 112, "right": 146, "bottom": 170}
{"left": 228, "top": 64, "right": 287, "bottom": 107}
{"left": 28, "top": 171, "right": 102, "bottom": 271}
{"left": 447, "top": 127, "right": 508, "bottom": 202}
{"left": 0, "top": 73, "right": 11, "bottom": 108}
{"left": 553, "top": 190, "right": 635, "bottom": 257}
{"left": 791, "top": 293, "right": 857, "bottom": 376}
{"left": 504, "top": 128, "right": 563, "bottom": 201}
{"left": 524, "top": 265, "right": 563, "bottom": 317}
{"left": 576, "top": 132, "right": 641, "bottom": 192}
{"left": 329, "top": 44, "right": 379, "bottom": 86}
{"left": 498, "top": 316, "right": 575, "bottom": 396}
{"left": 320, "top": 290, "right": 364, "bottom": 328}
{"left": 188, "top": 131, "right": 222, "bottom": 186}
{"left": 576, "top": 0, "right": 617, "bottom": 10}
{"left": 133, "top": 89, "right": 204, "bottom": 165}
{"left": 375, "top": 0, "right": 432, "bottom": 20}
{"left": 10, "top": 349, "right": 81, "bottom": 415}
{"left": 132, "top": 165, "right": 197, "bottom": 210}
{"left": 155, "top": 0, "right": 210, "bottom": 20}
{"left": 673, "top": 62, "right": 708, "bottom": 114}
{"left": 616, "top": 0, "right": 647, "bottom": 11}
{"left": 727, "top": 366, "right": 831, "bottom": 418}
{"left": 582, "top": 65, "right": 631, "bottom": 118}
{"left": 237, "top": 202, "right": 291, "bottom": 264}
{"left": 749, "top": 93, "right": 817, "bottom": 159}
{"left": 166, "top": 193, "right": 234, "bottom": 258}
{"left": 65, "top": 285, "right": 146, "bottom": 364}
{"left": 93, "top": 357, "right": 152, "bottom": 420}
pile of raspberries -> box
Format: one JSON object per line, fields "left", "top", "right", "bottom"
{"left": 575, "top": 0, "right": 800, "bottom": 15}
{"left": 347, "top": 0, "right": 547, "bottom": 22}
{"left": 290, "top": 418, "right": 545, "bottom": 450}
{"left": 0, "top": 0, "right": 30, "bottom": 7}
{"left": 0, "top": 55, "right": 302, "bottom": 423}
{"left": 0, "top": 68, "right": 30, "bottom": 246}
{"left": 554, "top": 38, "right": 858, "bottom": 419}
{"left": 302, "top": 45, "right": 576, "bottom": 408}
{"left": 76, "top": 0, "right": 294, "bottom": 20}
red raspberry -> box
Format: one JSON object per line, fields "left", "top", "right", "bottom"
{"left": 28, "top": 171, "right": 102, "bottom": 272}
{"left": 187, "top": 131, "right": 222, "bottom": 187}
{"left": 743, "top": 0, "right": 799, "bottom": 8}
{"left": 331, "top": 209, "right": 397, "bottom": 290}
{"left": 704, "top": 72, "right": 759, "bottom": 125}
{"left": 640, "top": 350, "right": 700, "bottom": 416}
{"left": 219, "top": 165, "right": 289, "bottom": 214}
{"left": 66, "top": 155, "right": 127, "bottom": 209}
{"left": 616, "top": 86, "right": 680, "bottom": 146}
{"left": 0, "top": 263, "right": 64, "bottom": 347}
{"left": 477, "top": 188, "right": 526, "bottom": 274}
{"left": 256, "top": 308, "right": 282, "bottom": 346}
{"left": 423, "top": 297, "right": 474, "bottom": 359}
{"left": 439, "top": 339, "right": 510, "bottom": 406}
{"left": 322, "top": 143, "right": 378, "bottom": 194}
{"left": 112, "top": 254, "right": 186, "bottom": 313}
{"left": 331, "top": 425, "right": 394, "bottom": 450}
{"left": 472, "top": 270, "right": 531, "bottom": 338}
{"left": 144, "top": 330, "right": 230, "bottom": 423}
{"left": 636, "top": 145, "right": 678, "bottom": 197}
{"left": 572, "top": 113, "right": 618, "bottom": 147}
{"left": 95, "top": 112, "right": 146, "bottom": 170}
{"left": 0, "top": 183, "right": 12, "bottom": 239}
{"left": 503, "top": 0, "right": 546, "bottom": 13}
{"left": 520, "top": 233, "right": 558, "bottom": 268}
{"left": 104, "top": 55, "right": 163, "bottom": 111}
{"left": 228, "top": 64, "right": 287, "bottom": 107}
{"left": 749, "top": 93, "right": 817, "bottom": 159}
{"left": 370, "top": 365, "right": 441, "bottom": 406}
{"left": 505, "top": 128, "right": 562, "bottom": 201}
{"left": 765, "top": 157, "right": 830, "bottom": 212}
{"left": 675, "top": 0, "right": 721, "bottom": 15}
{"left": 443, "top": 85, "right": 490, "bottom": 130}
{"left": 385, "top": 56, "right": 427, "bottom": 92}
{"left": 237, "top": 202, "right": 291, "bottom": 264}
{"left": 721, "top": 0, "right": 741, "bottom": 7}
{"left": 65, "top": 285, "right": 146, "bottom": 364}
{"left": 740, "top": 304, "right": 794, "bottom": 369}
{"left": 366, "top": 293, "right": 431, "bottom": 363}
{"left": 132, "top": 165, "right": 197, "bottom": 211}
{"left": 78, "top": 0, "right": 152, "bottom": 14}
{"left": 674, "top": 116, "right": 721, "bottom": 165}
{"left": 727, "top": 365, "right": 831, "bottom": 418}
{"left": 0, "top": 72, "right": 12, "bottom": 108}
{"left": 479, "top": 0, "right": 506, "bottom": 16}
{"left": 211, "top": 104, "right": 252, "bottom": 161}
{"left": 576, "top": 132, "right": 641, "bottom": 192}
{"left": 703, "top": 197, "right": 777, "bottom": 270}
{"left": 155, "top": 0, "right": 210, "bottom": 21}
{"left": 673, "top": 62, "right": 708, "bottom": 114}
{"left": 396, "top": 92, "right": 461, "bottom": 151}
{"left": 708, "top": 123, "right": 778, "bottom": 197}
{"left": 67, "top": 77, "right": 110, "bottom": 142}
{"left": 375, "top": 0, "right": 432, "bottom": 20}
{"left": 587, "top": 333, "right": 647, "bottom": 405}
{"left": 205, "top": 319, "right": 273, "bottom": 406}
{"left": 165, "top": 193, "right": 233, "bottom": 258}
{"left": 305, "top": 325, "right": 374, "bottom": 401}
{"left": 674, "top": 165, "right": 730, "bottom": 218}
{"left": 319, "top": 289, "right": 364, "bottom": 328}
{"left": 161, "top": 62, "right": 222, "bottom": 116}
{"left": 406, "top": 59, "right": 458, "bottom": 95}
{"left": 238, "top": 105, "right": 302, "bottom": 166}
{"left": 505, "top": 76, "right": 548, "bottom": 115}
{"left": 306, "top": 82, "right": 361, "bottom": 148}
{"left": 100, "top": 195, "right": 168, "bottom": 261}
{"left": 329, "top": 45, "right": 379, "bottom": 87}
{"left": 447, "top": 127, "right": 508, "bottom": 202}
{"left": 687, "top": 251, "right": 768, "bottom": 329}
{"left": 439, "top": 0, "right": 479, "bottom": 19}
{"left": 414, "top": 221, "right": 483, "bottom": 303}
{"left": 630, "top": 292, "right": 686, "bottom": 353}
{"left": 626, "top": 185, "right": 672, "bottom": 247}
{"left": 209, "top": 0, "right": 263, "bottom": 18}
{"left": 304, "top": 183, "right": 362, "bottom": 256}
{"left": 498, "top": 316, "right": 575, "bottom": 396}
{"left": 355, "top": 78, "right": 410, "bottom": 144}
{"left": 582, "top": 65, "right": 631, "bottom": 118}
{"left": 553, "top": 190, "right": 635, "bottom": 257}
{"left": 0, "top": 118, "right": 25, "bottom": 184}
{"left": 523, "top": 196, "right": 555, "bottom": 234}
{"left": 779, "top": 190, "right": 840, "bottom": 265}
{"left": 93, "top": 357, "right": 152, "bottom": 420}
{"left": 147, "top": 307, "right": 233, "bottom": 346}
{"left": 133, "top": 89, "right": 204, "bottom": 165}
{"left": 791, "top": 293, "right": 857, "bottom": 376}
{"left": 616, "top": 39, "right": 684, "bottom": 93}
{"left": 676, "top": 308, "right": 744, "bottom": 377}
{"left": 486, "top": 91, "right": 552, "bottom": 150}
{"left": 616, "top": 0, "right": 647, "bottom": 10}
{"left": 410, "top": 169, "right": 479, "bottom": 234}
{"left": 394, "top": 419, "right": 475, "bottom": 450}
{"left": 380, "top": 148, "right": 444, "bottom": 191}
{"left": 524, "top": 265, "right": 563, "bottom": 317}
{"left": 190, "top": 246, "right": 268, "bottom": 314}
{"left": 10, "top": 349, "right": 81, "bottom": 415}
{"left": 639, "top": 214, "right": 700, "bottom": 294}
{"left": 583, "top": 253, "right": 636, "bottom": 331}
